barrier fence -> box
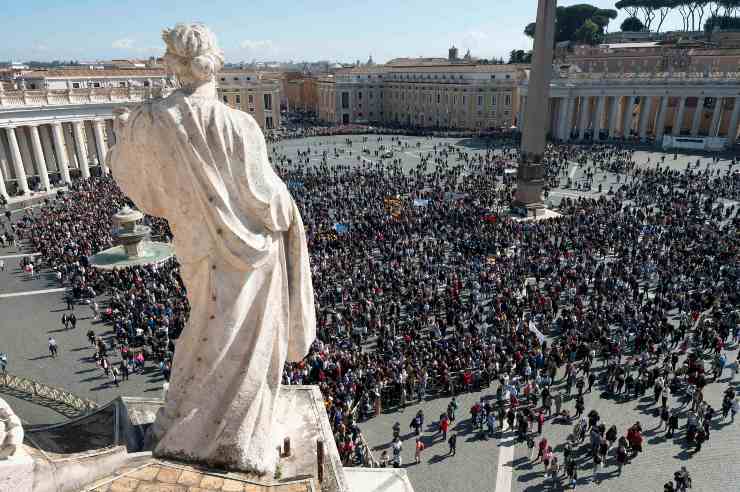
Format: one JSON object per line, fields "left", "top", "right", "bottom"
{"left": 0, "top": 373, "right": 98, "bottom": 414}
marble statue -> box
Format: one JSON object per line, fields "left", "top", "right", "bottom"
{"left": 107, "top": 23, "right": 316, "bottom": 475}
{"left": 0, "top": 398, "right": 24, "bottom": 460}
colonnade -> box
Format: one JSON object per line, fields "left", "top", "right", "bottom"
{"left": 541, "top": 94, "right": 740, "bottom": 145}
{"left": 0, "top": 119, "right": 115, "bottom": 198}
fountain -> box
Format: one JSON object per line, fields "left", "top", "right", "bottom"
{"left": 87, "top": 206, "right": 175, "bottom": 270}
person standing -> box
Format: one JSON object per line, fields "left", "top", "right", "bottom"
{"left": 537, "top": 409, "right": 545, "bottom": 435}
{"left": 48, "top": 337, "right": 58, "bottom": 358}
{"left": 554, "top": 392, "right": 563, "bottom": 415}
{"left": 439, "top": 414, "right": 449, "bottom": 441}
{"left": 414, "top": 438, "right": 424, "bottom": 464}
{"left": 120, "top": 359, "right": 129, "bottom": 382}
{"left": 448, "top": 432, "right": 457, "bottom": 456}
{"left": 667, "top": 412, "right": 679, "bottom": 437}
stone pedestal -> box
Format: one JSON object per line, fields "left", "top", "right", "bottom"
{"left": 20, "top": 388, "right": 359, "bottom": 492}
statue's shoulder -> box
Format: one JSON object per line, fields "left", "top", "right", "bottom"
{"left": 219, "top": 103, "right": 263, "bottom": 136}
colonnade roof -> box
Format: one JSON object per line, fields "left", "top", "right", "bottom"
{"left": 0, "top": 104, "right": 116, "bottom": 127}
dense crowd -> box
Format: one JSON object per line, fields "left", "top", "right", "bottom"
{"left": 270, "top": 135, "right": 739, "bottom": 475}
{"left": 8, "top": 132, "right": 739, "bottom": 477}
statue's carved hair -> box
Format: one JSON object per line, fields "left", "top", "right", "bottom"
{"left": 162, "top": 23, "right": 224, "bottom": 84}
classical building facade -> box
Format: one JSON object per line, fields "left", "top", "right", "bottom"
{"left": 317, "top": 59, "right": 525, "bottom": 129}
{"left": 0, "top": 68, "right": 282, "bottom": 197}
{"left": 518, "top": 70, "right": 740, "bottom": 148}
{"left": 216, "top": 70, "right": 282, "bottom": 129}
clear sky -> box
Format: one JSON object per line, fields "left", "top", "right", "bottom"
{"left": 5, "top": 0, "right": 686, "bottom": 63}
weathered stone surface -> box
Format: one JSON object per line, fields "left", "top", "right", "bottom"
{"left": 177, "top": 469, "right": 203, "bottom": 486}
{"left": 108, "top": 22, "right": 315, "bottom": 476}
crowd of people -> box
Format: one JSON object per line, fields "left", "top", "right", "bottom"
{"left": 270, "top": 135, "right": 739, "bottom": 479}
{"left": 6, "top": 130, "right": 739, "bottom": 480}
{"left": 10, "top": 177, "right": 187, "bottom": 389}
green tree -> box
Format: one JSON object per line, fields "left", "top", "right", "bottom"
{"left": 575, "top": 19, "right": 604, "bottom": 44}
{"left": 524, "top": 4, "right": 617, "bottom": 44}
{"left": 508, "top": 50, "right": 532, "bottom": 64}
{"left": 621, "top": 16, "right": 647, "bottom": 31}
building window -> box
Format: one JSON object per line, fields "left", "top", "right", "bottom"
{"left": 341, "top": 92, "right": 350, "bottom": 109}
{"left": 505, "top": 95, "right": 512, "bottom": 106}
{"left": 264, "top": 93, "right": 272, "bottom": 110}
{"left": 119, "top": 82, "right": 126, "bottom": 87}
{"left": 477, "top": 95, "right": 483, "bottom": 106}
{"left": 223, "top": 95, "right": 228, "bottom": 103}
{"left": 437, "top": 94, "right": 441, "bottom": 104}
{"left": 358, "top": 91, "right": 362, "bottom": 100}
{"left": 248, "top": 94, "right": 254, "bottom": 104}
{"left": 506, "top": 74, "right": 511, "bottom": 79}
{"left": 72, "top": 83, "right": 80, "bottom": 89}
{"left": 462, "top": 96, "right": 466, "bottom": 105}
{"left": 92, "top": 82, "right": 101, "bottom": 88}
{"left": 266, "top": 116, "right": 274, "bottom": 129}
{"left": 491, "top": 95, "right": 497, "bottom": 106}
{"left": 143, "top": 81, "right": 150, "bottom": 87}
{"left": 220, "top": 77, "right": 226, "bottom": 82}
{"left": 491, "top": 75, "right": 496, "bottom": 79}
{"left": 236, "top": 95, "right": 241, "bottom": 104}
{"left": 234, "top": 77, "right": 239, "bottom": 81}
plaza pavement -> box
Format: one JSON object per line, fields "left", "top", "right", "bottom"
{"left": 0, "top": 134, "right": 737, "bottom": 490}
{"left": 0, "top": 226, "right": 164, "bottom": 425}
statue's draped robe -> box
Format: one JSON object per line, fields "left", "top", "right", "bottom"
{"left": 109, "top": 89, "right": 315, "bottom": 473}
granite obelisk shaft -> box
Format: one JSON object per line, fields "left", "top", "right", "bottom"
{"left": 515, "top": 0, "right": 557, "bottom": 208}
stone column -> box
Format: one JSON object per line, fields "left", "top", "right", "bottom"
{"left": 578, "top": 96, "right": 590, "bottom": 141}
{"left": 515, "top": 0, "right": 556, "bottom": 209}
{"left": 690, "top": 97, "right": 705, "bottom": 136}
{"left": 622, "top": 96, "right": 635, "bottom": 138}
{"left": 72, "top": 121, "right": 90, "bottom": 179}
{"left": 655, "top": 96, "right": 669, "bottom": 141}
{"left": 556, "top": 97, "right": 568, "bottom": 140}
{"left": 93, "top": 120, "right": 109, "bottom": 174}
{"left": 561, "top": 96, "right": 576, "bottom": 142}
{"left": 28, "top": 125, "right": 50, "bottom": 192}
{"left": 727, "top": 97, "right": 740, "bottom": 145}
{"left": 608, "top": 96, "right": 621, "bottom": 139}
{"left": 5, "top": 128, "right": 28, "bottom": 194}
{"left": 39, "top": 125, "right": 58, "bottom": 174}
{"left": 709, "top": 97, "right": 723, "bottom": 137}
{"left": 517, "top": 96, "right": 525, "bottom": 130}
{"left": 593, "top": 96, "right": 606, "bottom": 141}
{"left": 0, "top": 144, "right": 8, "bottom": 198}
{"left": 673, "top": 97, "right": 687, "bottom": 136}
{"left": 638, "top": 96, "right": 654, "bottom": 142}
{"left": 51, "top": 122, "right": 72, "bottom": 184}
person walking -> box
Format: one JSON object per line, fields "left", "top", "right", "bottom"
{"left": 447, "top": 432, "right": 457, "bottom": 456}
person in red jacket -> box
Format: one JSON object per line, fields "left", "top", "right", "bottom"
{"left": 440, "top": 415, "right": 450, "bottom": 441}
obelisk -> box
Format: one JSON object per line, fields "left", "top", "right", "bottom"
{"left": 514, "top": 0, "right": 557, "bottom": 211}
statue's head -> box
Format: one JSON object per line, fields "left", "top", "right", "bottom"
{"left": 162, "top": 23, "right": 224, "bottom": 88}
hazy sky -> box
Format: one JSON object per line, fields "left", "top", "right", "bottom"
{"left": 5, "top": 0, "right": 687, "bottom": 63}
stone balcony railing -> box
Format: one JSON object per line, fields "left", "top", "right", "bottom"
{"left": 0, "top": 86, "right": 168, "bottom": 109}
{"left": 549, "top": 71, "right": 740, "bottom": 84}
